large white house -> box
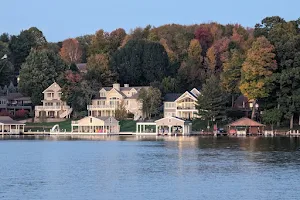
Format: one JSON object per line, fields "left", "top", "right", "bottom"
{"left": 163, "top": 88, "right": 200, "bottom": 119}
{"left": 35, "top": 82, "right": 72, "bottom": 120}
{"left": 87, "top": 83, "right": 148, "bottom": 120}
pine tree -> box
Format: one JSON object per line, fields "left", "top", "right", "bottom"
{"left": 196, "top": 75, "right": 227, "bottom": 126}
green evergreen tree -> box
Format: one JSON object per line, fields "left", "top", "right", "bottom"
{"left": 110, "top": 40, "right": 169, "bottom": 85}
{"left": 196, "top": 75, "right": 227, "bottom": 126}
{"left": 18, "top": 49, "right": 67, "bottom": 105}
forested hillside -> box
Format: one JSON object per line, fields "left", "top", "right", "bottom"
{"left": 1, "top": 16, "right": 300, "bottom": 128}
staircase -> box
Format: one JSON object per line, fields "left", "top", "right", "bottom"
{"left": 59, "top": 108, "right": 73, "bottom": 118}
{"left": 134, "top": 113, "right": 141, "bottom": 121}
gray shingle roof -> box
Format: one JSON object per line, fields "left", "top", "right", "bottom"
{"left": 164, "top": 93, "right": 181, "bottom": 102}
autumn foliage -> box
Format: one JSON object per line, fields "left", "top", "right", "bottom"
{"left": 60, "top": 38, "right": 82, "bottom": 64}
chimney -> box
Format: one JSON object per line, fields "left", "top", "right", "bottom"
{"left": 113, "top": 83, "right": 120, "bottom": 91}
{"left": 124, "top": 84, "right": 129, "bottom": 88}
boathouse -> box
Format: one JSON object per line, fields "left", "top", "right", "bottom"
{"left": 71, "top": 116, "right": 119, "bottom": 134}
{"left": 0, "top": 116, "right": 25, "bottom": 134}
{"left": 136, "top": 116, "right": 192, "bottom": 135}
{"left": 227, "top": 117, "right": 265, "bottom": 135}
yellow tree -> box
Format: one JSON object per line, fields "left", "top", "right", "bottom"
{"left": 188, "top": 39, "right": 202, "bottom": 62}
{"left": 160, "top": 38, "right": 177, "bottom": 63}
{"left": 206, "top": 46, "right": 217, "bottom": 73}
{"left": 239, "top": 36, "right": 277, "bottom": 119}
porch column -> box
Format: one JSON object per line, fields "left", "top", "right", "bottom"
{"left": 17, "top": 125, "right": 20, "bottom": 134}
{"left": 9, "top": 125, "right": 11, "bottom": 133}
{"left": 168, "top": 126, "right": 172, "bottom": 135}
{"left": 1, "top": 125, "right": 3, "bottom": 135}
{"left": 156, "top": 125, "right": 158, "bottom": 135}
{"left": 182, "top": 126, "right": 185, "bottom": 135}
{"left": 136, "top": 124, "right": 138, "bottom": 134}
{"left": 143, "top": 125, "right": 145, "bottom": 133}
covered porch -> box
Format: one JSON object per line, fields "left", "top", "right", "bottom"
{"left": 136, "top": 121, "right": 157, "bottom": 135}
{"left": 136, "top": 117, "right": 192, "bottom": 135}
{"left": 0, "top": 116, "right": 25, "bottom": 134}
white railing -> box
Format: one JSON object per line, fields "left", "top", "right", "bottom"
{"left": 87, "top": 105, "right": 117, "bottom": 109}
{"left": 35, "top": 105, "right": 70, "bottom": 110}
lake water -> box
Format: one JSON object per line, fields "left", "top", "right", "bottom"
{"left": 1, "top": 136, "right": 300, "bottom": 200}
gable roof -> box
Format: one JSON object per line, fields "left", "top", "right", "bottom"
{"left": 175, "top": 91, "right": 198, "bottom": 102}
{"left": 106, "top": 88, "right": 126, "bottom": 98}
{"left": 155, "top": 116, "right": 185, "bottom": 123}
{"left": 227, "top": 118, "right": 265, "bottom": 127}
{"left": 43, "top": 82, "right": 61, "bottom": 93}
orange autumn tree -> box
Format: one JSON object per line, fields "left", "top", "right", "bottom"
{"left": 60, "top": 38, "right": 82, "bottom": 64}
{"left": 239, "top": 36, "right": 277, "bottom": 119}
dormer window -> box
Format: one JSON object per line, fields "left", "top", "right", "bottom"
{"left": 100, "top": 92, "right": 106, "bottom": 97}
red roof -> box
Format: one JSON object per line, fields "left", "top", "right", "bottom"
{"left": 227, "top": 117, "right": 265, "bottom": 127}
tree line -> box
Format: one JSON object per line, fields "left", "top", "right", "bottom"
{"left": 0, "top": 16, "right": 300, "bottom": 128}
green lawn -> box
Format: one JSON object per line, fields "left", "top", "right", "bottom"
{"left": 119, "top": 120, "right": 136, "bottom": 132}
{"left": 25, "top": 120, "right": 72, "bottom": 132}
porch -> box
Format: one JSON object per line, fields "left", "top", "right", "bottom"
{"left": 0, "top": 116, "right": 25, "bottom": 134}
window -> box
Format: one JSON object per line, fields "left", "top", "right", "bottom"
{"left": 58, "top": 93, "right": 62, "bottom": 98}
{"left": 47, "top": 93, "right": 54, "bottom": 98}
{"left": 90, "top": 118, "right": 92, "bottom": 123}
{"left": 100, "top": 92, "right": 106, "bottom": 97}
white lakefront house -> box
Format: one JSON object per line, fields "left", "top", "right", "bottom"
{"left": 34, "top": 82, "right": 73, "bottom": 121}
{"left": 164, "top": 88, "right": 201, "bottom": 119}
{"left": 87, "top": 83, "right": 148, "bottom": 120}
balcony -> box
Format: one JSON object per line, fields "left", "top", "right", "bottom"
{"left": 87, "top": 105, "right": 118, "bottom": 110}
{"left": 177, "top": 106, "right": 196, "bottom": 110}
{"left": 35, "top": 105, "right": 70, "bottom": 111}
{"left": 7, "top": 103, "right": 32, "bottom": 109}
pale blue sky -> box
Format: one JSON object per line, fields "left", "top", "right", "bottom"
{"left": 0, "top": 0, "right": 299, "bottom": 42}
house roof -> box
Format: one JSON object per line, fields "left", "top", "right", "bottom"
{"left": 0, "top": 93, "right": 30, "bottom": 101}
{"left": 93, "top": 85, "right": 149, "bottom": 100}
{"left": 227, "top": 118, "right": 265, "bottom": 127}
{"left": 76, "top": 63, "right": 87, "bottom": 72}
{"left": 164, "top": 93, "right": 182, "bottom": 102}
{"left": 43, "top": 82, "right": 61, "bottom": 93}
{"left": 14, "top": 96, "right": 31, "bottom": 101}
{"left": 0, "top": 116, "right": 25, "bottom": 125}
{"left": 175, "top": 91, "right": 198, "bottom": 102}
{"left": 234, "top": 95, "right": 250, "bottom": 109}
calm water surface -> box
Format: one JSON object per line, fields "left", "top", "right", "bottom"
{"left": 1, "top": 136, "right": 300, "bottom": 200}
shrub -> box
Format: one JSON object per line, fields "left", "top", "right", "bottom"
{"left": 15, "top": 109, "right": 29, "bottom": 119}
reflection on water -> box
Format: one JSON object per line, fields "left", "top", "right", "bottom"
{"left": 0, "top": 136, "right": 300, "bottom": 200}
